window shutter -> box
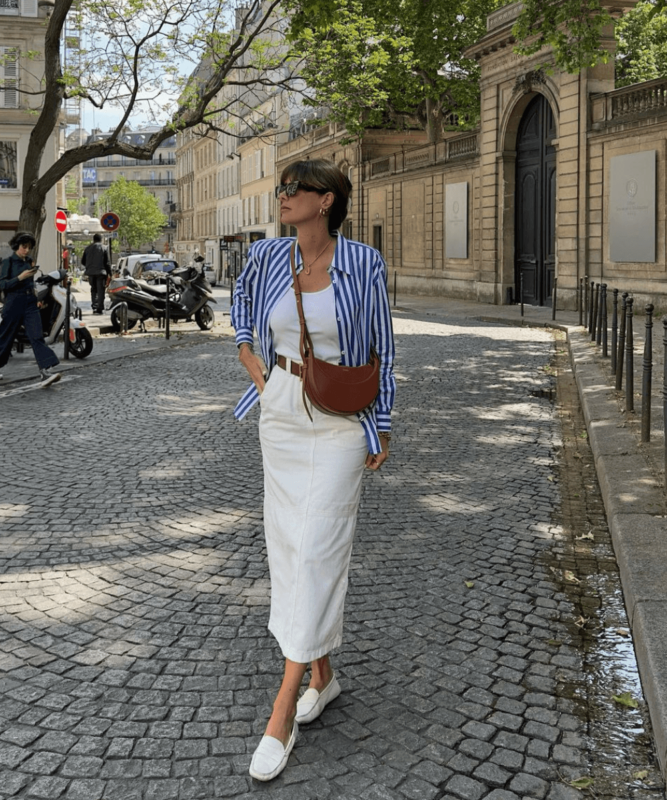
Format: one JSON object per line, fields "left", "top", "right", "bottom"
{"left": 20, "top": 0, "right": 38, "bottom": 16}
{"left": 0, "top": 47, "right": 18, "bottom": 108}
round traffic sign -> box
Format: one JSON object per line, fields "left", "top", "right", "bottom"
{"left": 100, "top": 212, "right": 120, "bottom": 232}
{"left": 55, "top": 210, "right": 68, "bottom": 233}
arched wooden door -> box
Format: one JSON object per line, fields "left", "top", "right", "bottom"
{"left": 515, "top": 95, "right": 556, "bottom": 306}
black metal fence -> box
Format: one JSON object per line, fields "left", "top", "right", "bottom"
{"left": 583, "top": 284, "right": 667, "bottom": 485}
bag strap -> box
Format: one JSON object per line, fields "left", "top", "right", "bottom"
{"left": 289, "top": 241, "right": 315, "bottom": 367}
{"left": 289, "top": 241, "right": 314, "bottom": 420}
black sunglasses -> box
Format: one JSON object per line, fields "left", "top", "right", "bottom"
{"left": 274, "top": 181, "right": 323, "bottom": 199}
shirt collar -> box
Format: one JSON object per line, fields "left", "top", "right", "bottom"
{"left": 329, "top": 233, "right": 351, "bottom": 275}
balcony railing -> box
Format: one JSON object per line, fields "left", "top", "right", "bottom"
{"left": 364, "top": 131, "right": 479, "bottom": 180}
{"left": 84, "top": 178, "right": 176, "bottom": 188}
{"left": 591, "top": 78, "right": 667, "bottom": 130}
{"left": 83, "top": 156, "right": 176, "bottom": 168}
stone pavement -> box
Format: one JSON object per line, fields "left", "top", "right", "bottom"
{"left": 0, "top": 296, "right": 664, "bottom": 799}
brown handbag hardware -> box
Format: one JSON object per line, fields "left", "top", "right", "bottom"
{"left": 289, "top": 241, "right": 380, "bottom": 420}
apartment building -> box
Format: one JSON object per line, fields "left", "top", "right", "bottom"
{"left": 80, "top": 126, "right": 177, "bottom": 254}
{"left": 0, "top": 0, "right": 63, "bottom": 263}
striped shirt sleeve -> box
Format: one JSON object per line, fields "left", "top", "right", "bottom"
{"left": 371, "top": 251, "right": 396, "bottom": 432}
{"left": 230, "top": 246, "right": 259, "bottom": 347}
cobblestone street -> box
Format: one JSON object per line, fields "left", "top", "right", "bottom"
{"left": 0, "top": 309, "right": 663, "bottom": 799}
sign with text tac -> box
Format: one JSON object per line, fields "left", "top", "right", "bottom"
{"left": 82, "top": 168, "right": 97, "bottom": 184}
{"left": 445, "top": 182, "right": 468, "bottom": 259}
{"left": 609, "top": 150, "right": 656, "bottom": 263}
{"left": 100, "top": 212, "right": 120, "bottom": 232}
{"left": 55, "top": 210, "right": 68, "bottom": 233}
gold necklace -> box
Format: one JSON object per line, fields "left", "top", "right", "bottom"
{"left": 300, "top": 240, "right": 332, "bottom": 275}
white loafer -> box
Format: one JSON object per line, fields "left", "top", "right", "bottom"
{"left": 295, "top": 673, "right": 341, "bottom": 724}
{"left": 249, "top": 720, "right": 298, "bottom": 781}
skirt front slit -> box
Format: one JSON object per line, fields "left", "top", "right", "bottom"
{"left": 259, "top": 366, "right": 367, "bottom": 663}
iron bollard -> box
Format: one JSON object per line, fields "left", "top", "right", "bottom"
{"left": 63, "top": 278, "right": 71, "bottom": 360}
{"left": 616, "top": 292, "right": 628, "bottom": 391}
{"left": 579, "top": 278, "right": 584, "bottom": 326}
{"left": 393, "top": 271, "right": 397, "bottom": 308}
{"left": 584, "top": 276, "right": 589, "bottom": 329}
{"left": 642, "top": 304, "right": 654, "bottom": 443}
{"left": 552, "top": 278, "right": 557, "bottom": 321}
{"left": 116, "top": 302, "right": 128, "bottom": 335}
{"left": 601, "top": 284, "right": 608, "bottom": 356}
{"left": 589, "top": 280, "right": 595, "bottom": 333}
{"left": 596, "top": 283, "right": 604, "bottom": 346}
{"left": 663, "top": 318, "right": 667, "bottom": 485}
{"left": 626, "top": 297, "right": 634, "bottom": 413}
{"left": 611, "top": 289, "right": 619, "bottom": 373}
{"left": 165, "top": 276, "right": 171, "bottom": 341}
{"left": 520, "top": 272, "right": 524, "bottom": 318}
{"left": 592, "top": 283, "right": 599, "bottom": 342}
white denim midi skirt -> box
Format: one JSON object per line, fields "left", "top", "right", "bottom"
{"left": 259, "top": 365, "right": 368, "bottom": 663}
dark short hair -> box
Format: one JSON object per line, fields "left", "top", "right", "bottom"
{"left": 93, "top": 233, "right": 102, "bottom": 242}
{"left": 9, "top": 231, "right": 36, "bottom": 251}
{"left": 280, "top": 159, "right": 352, "bottom": 233}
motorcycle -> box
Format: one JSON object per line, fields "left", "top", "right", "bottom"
{"left": 106, "top": 262, "right": 216, "bottom": 332}
{"left": 1, "top": 268, "right": 93, "bottom": 359}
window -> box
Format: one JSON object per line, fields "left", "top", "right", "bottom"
{"left": 0, "top": 140, "right": 17, "bottom": 188}
{"left": 0, "top": 47, "right": 18, "bottom": 108}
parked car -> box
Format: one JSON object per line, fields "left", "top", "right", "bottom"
{"left": 204, "top": 264, "right": 217, "bottom": 287}
{"left": 118, "top": 255, "right": 180, "bottom": 283}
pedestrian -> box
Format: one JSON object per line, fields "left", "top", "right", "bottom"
{"left": 231, "top": 159, "right": 396, "bottom": 782}
{"left": 0, "top": 231, "right": 61, "bottom": 385}
{"left": 81, "top": 233, "right": 110, "bottom": 314}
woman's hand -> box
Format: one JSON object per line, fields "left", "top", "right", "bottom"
{"left": 19, "top": 268, "right": 37, "bottom": 281}
{"left": 238, "top": 343, "right": 267, "bottom": 394}
{"left": 365, "top": 436, "right": 389, "bottom": 471}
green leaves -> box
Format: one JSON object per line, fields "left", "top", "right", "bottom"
{"left": 612, "top": 691, "right": 640, "bottom": 708}
{"left": 96, "top": 177, "right": 168, "bottom": 251}
{"left": 569, "top": 776, "right": 595, "bottom": 789}
{"left": 616, "top": 1, "right": 667, "bottom": 87}
{"left": 287, "top": 0, "right": 504, "bottom": 142}
{"left": 513, "top": 0, "right": 613, "bottom": 73}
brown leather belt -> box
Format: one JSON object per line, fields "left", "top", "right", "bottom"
{"left": 276, "top": 354, "right": 303, "bottom": 378}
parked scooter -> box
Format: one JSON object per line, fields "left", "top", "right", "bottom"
{"left": 1, "top": 268, "right": 93, "bottom": 359}
{"left": 107, "top": 262, "right": 216, "bottom": 332}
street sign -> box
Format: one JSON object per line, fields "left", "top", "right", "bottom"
{"left": 82, "top": 168, "right": 97, "bottom": 184}
{"left": 100, "top": 212, "right": 120, "bottom": 232}
{"left": 55, "top": 210, "right": 68, "bottom": 233}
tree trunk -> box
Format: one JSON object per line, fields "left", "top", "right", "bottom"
{"left": 425, "top": 97, "right": 442, "bottom": 144}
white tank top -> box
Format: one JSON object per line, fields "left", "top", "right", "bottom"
{"left": 270, "top": 283, "right": 341, "bottom": 364}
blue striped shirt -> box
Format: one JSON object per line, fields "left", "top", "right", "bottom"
{"left": 231, "top": 235, "right": 395, "bottom": 454}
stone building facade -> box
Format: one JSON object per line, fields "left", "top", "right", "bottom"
{"left": 0, "top": 0, "right": 63, "bottom": 263}
{"left": 360, "top": 0, "right": 667, "bottom": 311}
{"left": 81, "top": 127, "right": 177, "bottom": 255}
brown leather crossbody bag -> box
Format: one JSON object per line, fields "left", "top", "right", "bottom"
{"left": 289, "top": 242, "right": 380, "bottom": 419}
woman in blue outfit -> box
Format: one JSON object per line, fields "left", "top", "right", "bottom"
{"left": 231, "top": 159, "right": 396, "bottom": 781}
{"left": 0, "top": 231, "right": 60, "bottom": 385}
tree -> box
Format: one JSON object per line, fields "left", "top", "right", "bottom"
{"left": 6, "top": 0, "right": 296, "bottom": 250}
{"left": 287, "top": 0, "right": 505, "bottom": 143}
{"left": 96, "top": 177, "right": 167, "bottom": 251}
{"left": 615, "top": 1, "right": 667, "bottom": 86}
{"left": 513, "top": 0, "right": 667, "bottom": 77}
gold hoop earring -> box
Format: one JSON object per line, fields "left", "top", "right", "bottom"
{"left": 319, "top": 207, "right": 329, "bottom": 217}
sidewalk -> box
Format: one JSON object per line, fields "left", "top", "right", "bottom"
{"left": 394, "top": 292, "right": 667, "bottom": 779}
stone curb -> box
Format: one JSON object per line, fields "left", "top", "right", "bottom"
{"left": 566, "top": 328, "right": 667, "bottom": 776}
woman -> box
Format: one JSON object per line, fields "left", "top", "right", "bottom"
{"left": 0, "top": 231, "right": 61, "bottom": 385}
{"left": 231, "top": 159, "right": 395, "bottom": 781}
